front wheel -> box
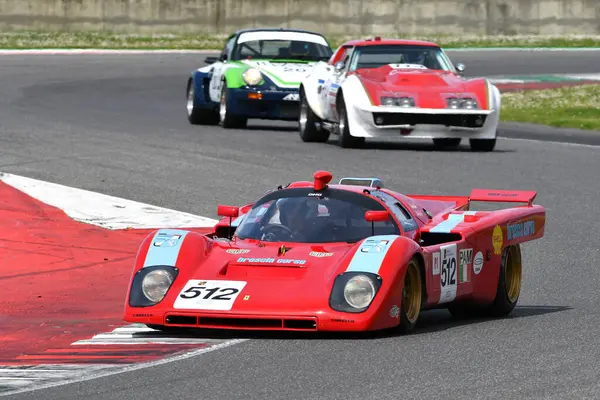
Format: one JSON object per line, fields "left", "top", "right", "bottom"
{"left": 219, "top": 81, "right": 248, "bottom": 129}
{"left": 337, "top": 94, "right": 364, "bottom": 148}
{"left": 187, "top": 79, "right": 219, "bottom": 125}
{"left": 470, "top": 138, "right": 496, "bottom": 152}
{"left": 397, "top": 258, "right": 423, "bottom": 334}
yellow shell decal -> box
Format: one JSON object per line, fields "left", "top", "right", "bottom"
{"left": 492, "top": 225, "right": 503, "bottom": 255}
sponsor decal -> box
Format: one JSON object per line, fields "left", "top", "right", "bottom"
{"left": 432, "top": 251, "right": 440, "bottom": 275}
{"left": 283, "top": 93, "right": 300, "bottom": 101}
{"left": 243, "top": 295, "right": 251, "bottom": 300}
{"left": 473, "top": 251, "right": 484, "bottom": 274}
{"left": 492, "top": 225, "right": 503, "bottom": 255}
{"left": 390, "top": 305, "right": 400, "bottom": 319}
{"left": 331, "top": 318, "right": 355, "bottom": 323}
{"left": 439, "top": 244, "right": 457, "bottom": 304}
{"left": 153, "top": 233, "right": 182, "bottom": 247}
{"left": 459, "top": 248, "right": 473, "bottom": 283}
{"left": 308, "top": 192, "right": 323, "bottom": 197}
{"left": 507, "top": 220, "right": 535, "bottom": 240}
{"left": 226, "top": 248, "right": 250, "bottom": 254}
{"left": 309, "top": 251, "right": 334, "bottom": 257}
{"left": 236, "top": 256, "right": 306, "bottom": 265}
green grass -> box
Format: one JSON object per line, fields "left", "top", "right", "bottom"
{"left": 2, "top": 31, "right": 600, "bottom": 50}
{"left": 501, "top": 84, "right": 600, "bottom": 131}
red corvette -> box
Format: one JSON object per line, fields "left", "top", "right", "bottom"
{"left": 124, "top": 171, "right": 545, "bottom": 334}
{"left": 299, "top": 37, "right": 501, "bottom": 151}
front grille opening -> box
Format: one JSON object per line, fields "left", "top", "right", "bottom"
{"left": 373, "top": 112, "right": 487, "bottom": 128}
{"left": 199, "top": 317, "right": 283, "bottom": 329}
{"left": 283, "top": 319, "right": 317, "bottom": 330}
{"left": 165, "top": 315, "right": 197, "bottom": 325}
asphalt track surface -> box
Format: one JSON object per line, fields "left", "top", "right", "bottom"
{"left": 1, "top": 49, "right": 600, "bottom": 399}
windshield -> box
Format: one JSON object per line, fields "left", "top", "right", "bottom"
{"left": 349, "top": 44, "right": 456, "bottom": 72}
{"left": 232, "top": 31, "right": 332, "bottom": 62}
{"left": 235, "top": 188, "right": 400, "bottom": 243}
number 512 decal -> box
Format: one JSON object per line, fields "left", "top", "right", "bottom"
{"left": 173, "top": 280, "right": 248, "bottom": 311}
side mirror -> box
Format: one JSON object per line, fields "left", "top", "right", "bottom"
{"left": 220, "top": 53, "right": 228, "bottom": 62}
{"left": 455, "top": 63, "right": 466, "bottom": 74}
{"left": 217, "top": 205, "right": 239, "bottom": 218}
{"left": 204, "top": 56, "right": 218, "bottom": 64}
{"left": 334, "top": 61, "right": 345, "bottom": 73}
{"left": 365, "top": 210, "right": 390, "bottom": 222}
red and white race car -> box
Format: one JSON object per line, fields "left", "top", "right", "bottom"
{"left": 298, "top": 37, "right": 501, "bottom": 151}
{"left": 123, "top": 171, "right": 545, "bottom": 334}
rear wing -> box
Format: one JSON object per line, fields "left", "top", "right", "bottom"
{"left": 469, "top": 189, "right": 537, "bottom": 206}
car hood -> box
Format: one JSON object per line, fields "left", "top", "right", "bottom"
{"left": 169, "top": 240, "right": 359, "bottom": 313}
{"left": 354, "top": 64, "right": 480, "bottom": 108}
{"left": 239, "top": 60, "right": 317, "bottom": 86}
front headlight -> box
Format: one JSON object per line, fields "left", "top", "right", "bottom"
{"left": 446, "top": 97, "right": 478, "bottom": 109}
{"left": 381, "top": 96, "right": 415, "bottom": 107}
{"left": 142, "top": 269, "right": 174, "bottom": 303}
{"left": 242, "top": 68, "right": 263, "bottom": 86}
{"left": 343, "top": 274, "right": 376, "bottom": 308}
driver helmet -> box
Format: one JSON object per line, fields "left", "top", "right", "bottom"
{"left": 290, "top": 41, "right": 309, "bottom": 56}
{"left": 276, "top": 197, "right": 309, "bottom": 226}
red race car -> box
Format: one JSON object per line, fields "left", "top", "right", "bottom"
{"left": 124, "top": 171, "right": 545, "bottom": 334}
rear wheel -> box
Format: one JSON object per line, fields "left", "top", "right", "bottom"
{"left": 298, "top": 89, "right": 329, "bottom": 142}
{"left": 397, "top": 258, "right": 423, "bottom": 334}
{"left": 448, "top": 244, "right": 522, "bottom": 319}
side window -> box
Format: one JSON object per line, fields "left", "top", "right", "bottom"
{"left": 342, "top": 47, "right": 355, "bottom": 71}
{"left": 222, "top": 36, "right": 235, "bottom": 60}
{"left": 371, "top": 191, "right": 418, "bottom": 232}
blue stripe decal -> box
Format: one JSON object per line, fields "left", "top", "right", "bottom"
{"left": 331, "top": 83, "right": 340, "bottom": 89}
{"left": 345, "top": 235, "right": 400, "bottom": 274}
{"left": 143, "top": 229, "right": 190, "bottom": 268}
{"left": 318, "top": 79, "right": 325, "bottom": 84}
{"left": 429, "top": 211, "right": 477, "bottom": 233}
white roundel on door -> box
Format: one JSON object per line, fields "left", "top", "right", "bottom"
{"left": 473, "top": 251, "right": 484, "bottom": 275}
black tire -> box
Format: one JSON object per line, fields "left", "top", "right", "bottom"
{"left": 337, "top": 94, "right": 364, "bottom": 148}
{"left": 186, "top": 79, "right": 219, "bottom": 125}
{"left": 469, "top": 138, "right": 496, "bottom": 152}
{"left": 433, "top": 138, "right": 461, "bottom": 149}
{"left": 219, "top": 81, "right": 248, "bottom": 129}
{"left": 488, "top": 244, "right": 522, "bottom": 317}
{"left": 298, "top": 89, "right": 329, "bottom": 142}
{"left": 448, "top": 244, "right": 522, "bottom": 319}
{"left": 397, "top": 258, "right": 424, "bottom": 334}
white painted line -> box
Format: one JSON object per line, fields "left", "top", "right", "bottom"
{"left": 0, "top": 172, "right": 219, "bottom": 229}
{"left": 499, "top": 137, "right": 600, "bottom": 149}
{"left": 71, "top": 324, "right": 225, "bottom": 345}
{"left": 0, "top": 339, "right": 248, "bottom": 397}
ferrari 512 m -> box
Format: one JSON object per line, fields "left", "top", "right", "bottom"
{"left": 124, "top": 171, "right": 545, "bottom": 334}
{"left": 298, "top": 37, "right": 501, "bottom": 151}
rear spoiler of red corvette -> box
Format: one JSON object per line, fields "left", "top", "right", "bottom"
{"left": 469, "top": 189, "right": 537, "bottom": 206}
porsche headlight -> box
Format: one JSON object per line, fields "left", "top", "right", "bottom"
{"left": 446, "top": 97, "right": 478, "bottom": 109}
{"left": 142, "top": 269, "right": 174, "bottom": 303}
{"left": 343, "top": 274, "right": 376, "bottom": 308}
{"left": 242, "top": 68, "right": 263, "bottom": 86}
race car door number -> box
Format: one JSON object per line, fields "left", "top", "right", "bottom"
{"left": 173, "top": 280, "right": 247, "bottom": 310}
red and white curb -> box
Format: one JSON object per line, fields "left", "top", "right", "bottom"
{"left": 0, "top": 173, "right": 242, "bottom": 396}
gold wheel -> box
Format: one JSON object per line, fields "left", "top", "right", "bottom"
{"left": 402, "top": 260, "right": 422, "bottom": 324}
{"left": 504, "top": 245, "right": 522, "bottom": 303}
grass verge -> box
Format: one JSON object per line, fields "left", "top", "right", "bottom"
{"left": 501, "top": 84, "right": 600, "bottom": 131}
{"left": 2, "top": 32, "right": 600, "bottom": 50}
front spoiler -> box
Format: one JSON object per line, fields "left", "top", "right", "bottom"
{"left": 126, "top": 309, "right": 385, "bottom": 332}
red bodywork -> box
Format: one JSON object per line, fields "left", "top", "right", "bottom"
{"left": 328, "top": 37, "right": 490, "bottom": 110}
{"left": 124, "top": 171, "right": 545, "bottom": 332}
